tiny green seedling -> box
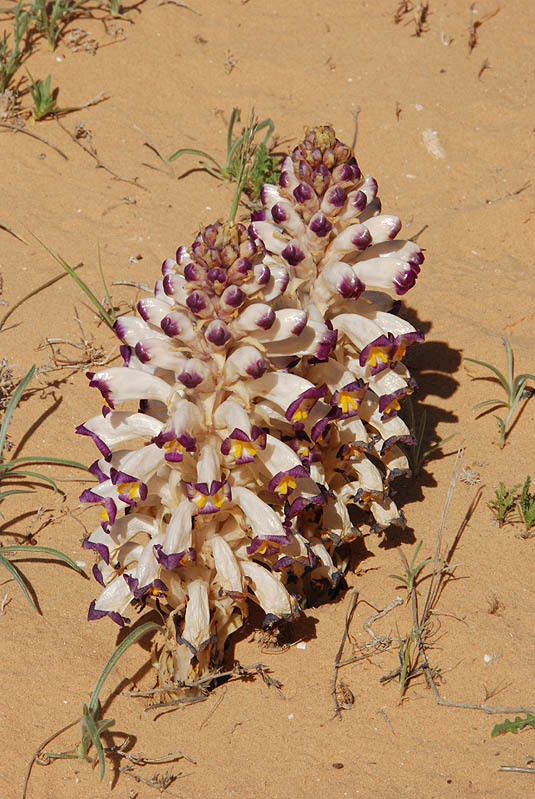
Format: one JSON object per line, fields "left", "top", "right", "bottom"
{"left": 390, "top": 540, "right": 432, "bottom": 593}
{"left": 400, "top": 396, "right": 457, "bottom": 476}
{"left": 488, "top": 482, "right": 519, "bottom": 528}
{"left": 26, "top": 71, "right": 58, "bottom": 120}
{"left": 465, "top": 336, "right": 535, "bottom": 448}
{"left": 29, "top": 0, "right": 87, "bottom": 51}
{"left": 168, "top": 107, "right": 281, "bottom": 204}
{"left": 491, "top": 714, "right": 535, "bottom": 738}
{"left": 517, "top": 475, "right": 535, "bottom": 537}
{"left": 0, "top": 1, "right": 31, "bottom": 92}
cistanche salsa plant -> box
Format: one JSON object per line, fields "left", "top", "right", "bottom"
{"left": 77, "top": 125, "right": 424, "bottom": 689}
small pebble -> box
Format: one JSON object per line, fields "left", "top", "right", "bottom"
{"left": 296, "top": 641, "right": 307, "bottom": 650}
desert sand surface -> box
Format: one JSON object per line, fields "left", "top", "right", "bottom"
{"left": 1, "top": 0, "right": 535, "bottom": 797}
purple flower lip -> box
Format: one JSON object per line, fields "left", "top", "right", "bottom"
{"left": 326, "top": 185, "right": 347, "bottom": 207}
{"left": 286, "top": 384, "right": 327, "bottom": 426}
{"left": 207, "top": 266, "right": 226, "bottom": 285}
{"left": 352, "top": 190, "right": 367, "bottom": 212}
{"left": 88, "top": 599, "right": 126, "bottom": 627}
{"left": 136, "top": 299, "right": 151, "bottom": 320}
{"left": 271, "top": 203, "right": 288, "bottom": 224}
{"left": 269, "top": 464, "right": 309, "bottom": 496}
{"left": 393, "top": 265, "right": 421, "bottom": 295}
{"left": 388, "top": 217, "right": 402, "bottom": 239}
{"left": 75, "top": 423, "right": 111, "bottom": 459}
{"left": 293, "top": 183, "right": 314, "bottom": 204}
{"left": 161, "top": 314, "right": 180, "bottom": 337}
{"left": 229, "top": 257, "right": 252, "bottom": 278}
{"left": 205, "top": 320, "right": 232, "bottom": 347}
{"left": 134, "top": 341, "right": 152, "bottom": 363}
{"left": 184, "top": 262, "right": 201, "bottom": 282}
{"left": 254, "top": 263, "right": 271, "bottom": 285}
{"left": 257, "top": 308, "right": 276, "bottom": 330}
{"left": 352, "top": 228, "right": 372, "bottom": 250}
{"left": 92, "top": 563, "right": 105, "bottom": 587}
{"left": 124, "top": 574, "right": 167, "bottom": 600}
{"left": 250, "top": 209, "right": 267, "bottom": 222}
{"left": 281, "top": 243, "right": 305, "bottom": 266}
{"left": 162, "top": 273, "right": 180, "bottom": 297}
{"left": 178, "top": 369, "right": 203, "bottom": 389}
{"left": 309, "top": 213, "right": 333, "bottom": 238}
{"left": 246, "top": 356, "right": 269, "bottom": 379}
{"left": 221, "top": 285, "right": 246, "bottom": 308}
{"left": 120, "top": 345, "right": 132, "bottom": 367}
{"left": 246, "top": 532, "right": 292, "bottom": 557}
{"left": 291, "top": 311, "right": 308, "bottom": 336}
{"left": 83, "top": 536, "right": 110, "bottom": 565}
{"left": 338, "top": 273, "right": 364, "bottom": 300}
{"left": 186, "top": 291, "right": 208, "bottom": 315}
{"left": 153, "top": 543, "right": 196, "bottom": 570}
{"left": 161, "top": 257, "right": 176, "bottom": 275}
{"left": 186, "top": 479, "right": 231, "bottom": 514}
{"left": 279, "top": 170, "right": 291, "bottom": 189}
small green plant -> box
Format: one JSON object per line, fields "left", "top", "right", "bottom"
{"left": 29, "top": 0, "right": 87, "bottom": 51}
{"left": 168, "top": 107, "right": 281, "bottom": 204}
{"left": 517, "top": 475, "right": 535, "bottom": 536}
{"left": 0, "top": 364, "right": 88, "bottom": 610}
{"left": 400, "top": 396, "right": 456, "bottom": 476}
{"left": 465, "top": 336, "right": 535, "bottom": 448}
{"left": 488, "top": 482, "right": 519, "bottom": 528}
{"left": 390, "top": 540, "right": 432, "bottom": 593}
{"left": 41, "top": 622, "right": 162, "bottom": 779}
{"left": 26, "top": 70, "right": 58, "bottom": 119}
{"left": 0, "top": 1, "right": 31, "bottom": 92}
{"left": 491, "top": 714, "right": 535, "bottom": 737}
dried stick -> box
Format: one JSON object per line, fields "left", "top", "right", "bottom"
{"left": 0, "top": 121, "right": 68, "bottom": 159}
{"left": 331, "top": 589, "right": 359, "bottom": 720}
{"left": 55, "top": 117, "right": 148, "bottom": 191}
{"left": 22, "top": 718, "right": 80, "bottom": 799}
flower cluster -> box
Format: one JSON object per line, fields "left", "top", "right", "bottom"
{"left": 78, "top": 125, "right": 424, "bottom": 686}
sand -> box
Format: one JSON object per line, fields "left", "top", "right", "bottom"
{"left": 1, "top": 0, "right": 534, "bottom": 796}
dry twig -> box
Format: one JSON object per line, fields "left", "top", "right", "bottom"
{"left": 331, "top": 589, "right": 359, "bottom": 720}
{"left": 0, "top": 120, "right": 68, "bottom": 160}
{"left": 55, "top": 117, "right": 148, "bottom": 191}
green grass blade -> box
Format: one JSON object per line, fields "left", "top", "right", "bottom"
{"left": 0, "top": 551, "right": 38, "bottom": 610}
{"left": 3, "top": 455, "right": 89, "bottom": 471}
{"left": 167, "top": 147, "right": 221, "bottom": 168}
{"left": 88, "top": 621, "right": 163, "bottom": 716}
{"left": 0, "top": 365, "right": 35, "bottom": 457}
{"left": 0, "top": 489, "right": 35, "bottom": 500}
{"left": 472, "top": 399, "right": 507, "bottom": 411}
{"left": 0, "top": 469, "right": 58, "bottom": 490}
{"left": 503, "top": 336, "right": 514, "bottom": 392}
{"left": 82, "top": 704, "right": 107, "bottom": 780}
{"left": 464, "top": 356, "right": 509, "bottom": 393}
{"left": 514, "top": 373, "right": 535, "bottom": 386}
{"left": 97, "top": 241, "right": 115, "bottom": 325}
{"left": 30, "top": 233, "right": 115, "bottom": 329}
{"left": 1, "top": 545, "right": 83, "bottom": 573}
{"left": 226, "top": 106, "right": 240, "bottom": 155}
